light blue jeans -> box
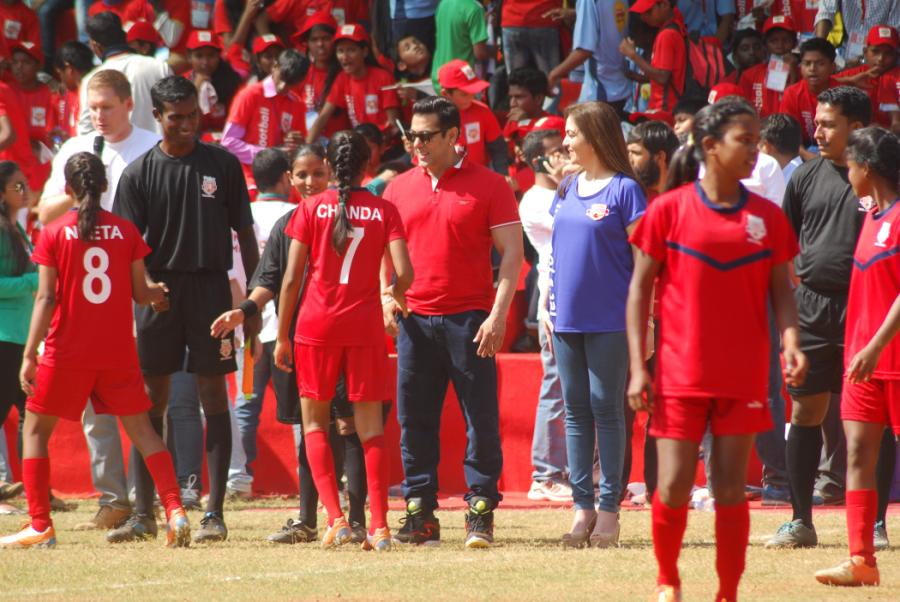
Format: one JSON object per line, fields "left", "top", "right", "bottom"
{"left": 553, "top": 331, "right": 628, "bottom": 512}
{"left": 531, "top": 327, "right": 567, "bottom": 483}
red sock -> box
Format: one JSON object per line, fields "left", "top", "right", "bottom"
{"left": 144, "top": 450, "right": 182, "bottom": 520}
{"left": 305, "top": 429, "right": 343, "bottom": 525}
{"left": 652, "top": 491, "right": 688, "bottom": 588}
{"left": 363, "top": 435, "right": 389, "bottom": 532}
{"left": 714, "top": 500, "right": 749, "bottom": 601}
{"left": 846, "top": 489, "right": 877, "bottom": 566}
{"left": 23, "top": 457, "right": 51, "bottom": 532}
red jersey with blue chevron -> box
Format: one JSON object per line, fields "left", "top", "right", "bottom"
{"left": 630, "top": 182, "right": 798, "bottom": 400}
{"left": 846, "top": 201, "right": 900, "bottom": 379}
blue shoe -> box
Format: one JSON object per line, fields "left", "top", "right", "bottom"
{"left": 761, "top": 485, "right": 791, "bottom": 506}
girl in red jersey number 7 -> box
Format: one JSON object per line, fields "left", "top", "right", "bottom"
{"left": 0, "top": 152, "right": 191, "bottom": 550}
{"left": 275, "top": 130, "right": 413, "bottom": 551}
{"left": 626, "top": 99, "right": 808, "bottom": 602}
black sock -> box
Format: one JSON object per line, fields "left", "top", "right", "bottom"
{"left": 786, "top": 424, "right": 822, "bottom": 527}
{"left": 204, "top": 411, "right": 231, "bottom": 515}
{"left": 134, "top": 415, "right": 164, "bottom": 516}
{"left": 298, "top": 437, "right": 318, "bottom": 528}
{"left": 876, "top": 429, "right": 896, "bottom": 524}
{"left": 343, "top": 433, "right": 367, "bottom": 527}
{"left": 644, "top": 420, "right": 657, "bottom": 499}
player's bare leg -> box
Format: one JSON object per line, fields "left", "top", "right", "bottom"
{"left": 193, "top": 374, "right": 231, "bottom": 543}
{"left": 354, "top": 401, "right": 390, "bottom": 551}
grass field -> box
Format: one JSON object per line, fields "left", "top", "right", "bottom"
{"left": 1, "top": 499, "right": 899, "bottom": 601}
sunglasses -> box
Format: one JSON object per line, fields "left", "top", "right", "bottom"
{"left": 13, "top": 182, "right": 26, "bottom": 194}
{"left": 406, "top": 129, "right": 447, "bottom": 144}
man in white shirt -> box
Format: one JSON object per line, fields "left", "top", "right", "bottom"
{"left": 518, "top": 129, "right": 573, "bottom": 504}
{"left": 760, "top": 113, "right": 805, "bottom": 185}
{"left": 77, "top": 12, "right": 172, "bottom": 136}
{"left": 37, "top": 69, "right": 160, "bottom": 532}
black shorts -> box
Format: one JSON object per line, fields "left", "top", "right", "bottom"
{"left": 136, "top": 271, "right": 236, "bottom": 376}
{"left": 787, "top": 284, "right": 847, "bottom": 398}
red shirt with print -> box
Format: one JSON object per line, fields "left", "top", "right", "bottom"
{"left": 301, "top": 64, "right": 352, "bottom": 137}
{"left": 839, "top": 65, "right": 900, "bottom": 129}
{"left": 740, "top": 63, "right": 785, "bottom": 119}
{"left": 88, "top": 0, "right": 155, "bottom": 23}
{"left": 773, "top": 0, "right": 817, "bottom": 35}
{"left": 326, "top": 67, "right": 399, "bottom": 128}
{"left": 18, "top": 82, "right": 55, "bottom": 146}
{"left": 0, "top": 1, "right": 39, "bottom": 46}
{"left": 649, "top": 10, "right": 687, "bottom": 112}
{"left": 0, "top": 81, "right": 40, "bottom": 190}
{"left": 457, "top": 100, "right": 503, "bottom": 168}
{"left": 501, "top": 0, "right": 560, "bottom": 28}
{"left": 780, "top": 77, "right": 837, "bottom": 146}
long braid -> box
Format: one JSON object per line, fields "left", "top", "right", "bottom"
{"left": 64, "top": 152, "right": 107, "bottom": 242}
{"left": 326, "top": 131, "right": 370, "bottom": 254}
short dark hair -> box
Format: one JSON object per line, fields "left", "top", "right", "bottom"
{"left": 150, "top": 75, "right": 198, "bottom": 112}
{"left": 354, "top": 123, "right": 383, "bottom": 147}
{"left": 672, "top": 97, "right": 708, "bottom": 117}
{"left": 760, "top": 113, "right": 803, "bottom": 156}
{"left": 277, "top": 49, "right": 310, "bottom": 86}
{"left": 55, "top": 41, "right": 94, "bottom": 73}
{"left": 626, "top": 121, "right": 680, "bottom": 164}
{"left": 818, "top": 86, "right": 872, "bottom": 126}
{"left": 733, "top": 28, "right": 763, "bottom": 49}
{"left": 86, "top": 12, "right": 126, "bottom": 48}
{"left": 252, "top": 148, "right": 291, "bottom": 191}
{"left": 507, "top": 67, "right": 549, "bottom": 98}
{"left": 411, "top": 96, "right": 460, "bottom": 131}
{"left": 522, "top": 129, "right": 561, "bottom": 166}
{"left": 846, "top": 126, "right": 900, "bottom": 186}
{"left": 799, "top": 37, "right": 836, "bottom": 63}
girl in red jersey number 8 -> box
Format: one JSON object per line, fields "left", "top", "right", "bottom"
{"left": 275, "top": 131, "right": 413, "bottom": 551}
{"left": 0, "top": 152, "right": 190, "bottom": 550}
{"left": 626, "top": 100, "right": 808, "bottom": 601}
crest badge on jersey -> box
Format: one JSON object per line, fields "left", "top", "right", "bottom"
{"left": 201, "top": 175, "right": 217, "bottom": 198}
{"left": 465, "top": 122, "right": 481, "bottom": 144}
{"left": 859, "top": 195, "right": 876, "bottom": 212}
{"left": 365, "top": 94, "right": 378, "bottom": 115}
{"left": 746, "top": 214, "right": 767, "bottom": 244}
{"left": 280, "top": 112, "right": 293, "bottom": 132}
{"left": 586, "top": 203, "right": 609, "bottom": 221}
{"left": 876, "top": 221, "right": 892, "bottom": 248}
{"left": 219, "top": 339, "right": 233, "bottom": 361}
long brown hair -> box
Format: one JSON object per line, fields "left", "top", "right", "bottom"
{"left": 564, "top": 102, "right": 637, "bottom": 181}
{"left": 0, "top": 161, "right": 29, "bottom": 275}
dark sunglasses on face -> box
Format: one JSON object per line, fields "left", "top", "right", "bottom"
{"left": 406, "top": 129, "right": 447, "bottom": 144}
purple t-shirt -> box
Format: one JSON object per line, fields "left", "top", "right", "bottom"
{"left": 549, "top": 173, "right": 646, "bottom": 333}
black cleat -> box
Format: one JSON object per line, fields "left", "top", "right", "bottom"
{"left": 267, "top": 518, "right": 317, "bottom": 544}
{"left": 393, "top": 498, "right": 440, "bottom": 546}
{"left": 106, "top": 513, "right": 158, "bottom": 543}
{"left": 465, "top": 497, "right": 494, "bottom": 549}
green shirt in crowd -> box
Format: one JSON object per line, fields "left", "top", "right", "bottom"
{"left": 0, "top": 223, "right": 37, "bottom": 345}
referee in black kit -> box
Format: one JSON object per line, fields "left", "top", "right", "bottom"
{"left": 109, "top": 75, "right": 260, "bottom": 544}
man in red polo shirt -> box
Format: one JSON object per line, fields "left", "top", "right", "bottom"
{"left": 620, "top": 0, "right": 687, "bottom": 112}
{"left": 221, "top": 48, "right": 308, "bottom": 195}
{"left": 382, "top": 97, "right": 523, "bottom": 550}
{"left": 836, "top": 25, "right": 900, "bottom": 132}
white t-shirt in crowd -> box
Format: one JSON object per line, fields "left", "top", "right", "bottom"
{"left": 518, "top": 184, "right": 556, "bottom": 297}
{"left": 78, "top": 52, "right": 172, "bottom": 136}
{"left": 782, "top": 155, "right": 803, "bottom": 184}
{"left": 41, "top": 126, "right": 161, "bottom": 211}
{"left": 700, "top": 151, "right": 786, "bottom": 206}
{"left": 251, "top": 199, "right": 296, "bottom": 344}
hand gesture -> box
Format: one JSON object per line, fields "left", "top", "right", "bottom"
{"left": 473, "top": 313, "right": 506, "bottom": 358}
{"left": 847, "top": 343, "right": 882, "bottom": 384}
{"left": 274, "top": 338, "right": 293, "bottom": 372}
{"left": 619, "top": 37, "right": 637, "bottom": 60}
{"left": 782, "top": 345, "right": 809, "bottom": 389}
{"left": 210, "top": 309, "right": 245, "bottom": 338}
{"left": 149, "top": 281, "right": 170, "bottom": 312}
{"left": 627, "top": 367, "right": 654, "bottom": 413}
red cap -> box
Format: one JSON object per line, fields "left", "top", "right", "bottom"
{"left": 708, "top": 83, "right": 745, "bottom": 104}
{"left": 762, "top": 15, "right": 798, "bottom": 35}
{"left": 9, "top": 40, "right": 41, "bottom": 63}
{"left": 531, "top": 115, "right": 566, "bottom": 136}
{"left": 630, "top": 0, "right": 662, "bottom": 14}
{"left": 252, "top": 33, "right": 284, "bottom": 55}
{"left": 628, "top": 111, "right": 674, "bottom": 127}
{"left": 187, "top": 30, "right": 222, "bottom": 51}
{"left": 867, "top": 25, "right": 899, "bottom": 49}
{"left": 126, "top": 20, "right": 161, "bottom": 45}
{"left": 295, "top": 10, "right": 338, "bottom": 43}
{"left": 334, "top": 23, "right": 369, "bottom": 44}
{"left": 438, "top": 59, "right": 489, "bottom": 94}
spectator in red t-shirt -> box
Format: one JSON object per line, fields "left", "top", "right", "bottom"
{"left": 438, "top": 59, "right": 507, "bottom": 175}
{"left": 501, "top": 0, "right": 562, "bottom": 74}
{"left": 740, "top": 15, "right": 800, "bottom": 119}
{"left": 251, "top": 33, "right": 285, "bottom": 81}
{"left": 214, "top": 0, "right": 262, "bottom": 76}
{"left": 10, "top": 40, "right": 53, "bottom": 186}
{"left": 306, "top": 24, "right": 399, "bottom": 143}
{"left": 88, "top": 0, "right": 155, "bottom": 23}
{"left": 730, "top": 28, "right": 766, "bottom": 83}
{"left": 773, "top": 0, "right": 818, "bottom": 37}
{"left": 0, "top": 78, "right": 40, "bottom": 198}
{"left": 780, "top": 37, "right": 838, "bottom": 147}
{"left": 621, "top": 0, "right": 688, "bottom": 112}
{"left": 52, "top": 41, "right": 93, "bottom": 141}
{"left": 126, "top": 19, "right": 162, "bottom": 57}
{"left": 185, "top": 30, "right": 243, "bottom": 137}
{"left": 0, "top": 0, "right": 39, "bottom": 48}
{"left": 836, "top": 25, "right": 900, "bottom": 133}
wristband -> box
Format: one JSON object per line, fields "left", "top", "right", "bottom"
{"left": 239, "top": 299, "right": 259, "bottom": 318}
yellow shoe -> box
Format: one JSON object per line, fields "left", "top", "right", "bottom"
{"left": 361, "top": 527, "right": 392, "bottom": 552}
{"left": 652, "top": 585, "right": 681, "bottom": 602}
{"left": 321, "top": 516, "right": 352, "bottom": 548}
{"left": 815, "top": 556, "right": 880, "bottom": 586}
{"left": 165, "top": 507, "right": 191, "bottom": 548}
{"left": 0, "top": 523, "right": 56, "bottom": 548}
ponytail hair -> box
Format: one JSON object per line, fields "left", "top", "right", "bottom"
{"left": 665, "top": 98, "right": 758, "bottom": 192}
{"left": 64, "top": 152, "right": 107, "bottom": 242}
{"left": 846, "top": 126, "right": 900, "bottom": 190}
{"left": 0, "top": 161, "right": 28, "bottom": 275}
{"left": 325, "top": 130, "right": 370, "bottom": 254}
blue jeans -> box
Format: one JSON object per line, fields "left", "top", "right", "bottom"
{"left": 501, "top": 27, "right": 560, "bottom": 74}
{"left": 231, "top": 342, "right": 273, "bottom": 478}
{"left": 38, "top": 0, "right": 89, "bottom": 68}
{"left": 532, "top": 326, "right": 567, "bottom": 482}
{"left": 553, "top": 331, "right": 628, "bottom": 512}
{"left": 396, "top": 311, "right": 503, "bottom": 510}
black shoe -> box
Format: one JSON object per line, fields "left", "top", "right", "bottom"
{"left": 106, "top": 513, "right": 158, "bottom": 543}
{"left": 465, "top": 497, "right": 494, "bottom": 549}
{"left": 393, "top": 498, "right": 440, "bottom": 546}
{"left": 193, "top": 512, "right": 228, "bottom": 543}
{"left": 267, "top": 518, "right": 317, "bottom": 544}
{"left": 350, "top": 520, "right": 367, "bottom": 544}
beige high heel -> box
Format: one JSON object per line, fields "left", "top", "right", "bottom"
{"left": 561, "top": 514, "right": 597, "bottom": 549}
{"left": 589, "top": 510, "right": 620, "bottom": 548}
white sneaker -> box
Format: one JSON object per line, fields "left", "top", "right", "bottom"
{"left": 527, "top": 481, "right": 546, "bottom": 501}
{"left": 527, "top": 480, "right": 572, "bottom": 503}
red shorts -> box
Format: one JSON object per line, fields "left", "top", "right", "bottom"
{"left": 649, "top": 396, "right": 774, "bottom": 442}
{"left": 28, "top": 365, "right": 152, "bottom": 422}
{"left": 842, "top": 378, "right": 900, "bottom": 435}
{"left": 294, "top": 343, "right": 389, "bottom": 402}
